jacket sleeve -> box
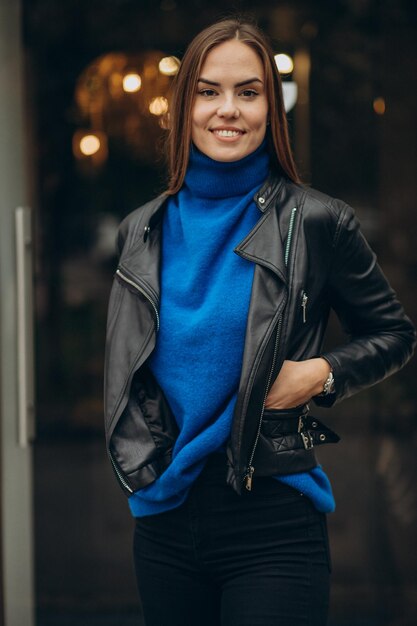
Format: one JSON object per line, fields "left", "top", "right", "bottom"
{"left": 315, "top": 202, "right": 416, "bottom": 407}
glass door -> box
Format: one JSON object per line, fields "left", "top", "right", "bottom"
{"left": 0, "top": 2, "right": 35, "bottom": 625}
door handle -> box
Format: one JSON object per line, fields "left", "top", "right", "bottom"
{"left": 15, "top": 206, "right": 36, "bottom": 447}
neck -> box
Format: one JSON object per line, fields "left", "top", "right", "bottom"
{"left": 184, "top": 140, "right": 270, "bottom": 199}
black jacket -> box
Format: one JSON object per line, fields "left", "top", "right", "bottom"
{"left": 104, "top": 174, "right": 416, "bottom": 496}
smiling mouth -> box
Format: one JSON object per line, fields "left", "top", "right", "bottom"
{"left": 211, "top": 129, "right": 245, "bottom": 138}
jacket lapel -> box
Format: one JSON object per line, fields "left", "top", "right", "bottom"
{"left": 234, "top": 206, "right": 287, "bottom": 284}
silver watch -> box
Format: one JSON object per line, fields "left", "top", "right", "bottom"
{"left": 320, "top": 370, "right": 335, "bottom": 396}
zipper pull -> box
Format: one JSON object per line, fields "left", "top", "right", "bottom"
{"left": 301, "top": 291, "right": 308, "bottom": 323}
{"left": 245, "top": 466, "right": 255, "bottom": 491}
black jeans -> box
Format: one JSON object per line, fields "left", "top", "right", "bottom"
{"left": 133, "top": 451, "right": 331, "bottom": 626}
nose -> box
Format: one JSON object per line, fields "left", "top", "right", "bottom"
{"left": 217, "top": 94, "right": 239, "bottom": 119}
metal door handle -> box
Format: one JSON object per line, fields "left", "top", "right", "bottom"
{"left": 15, "top": 206, "right": 35, "bottom": 446}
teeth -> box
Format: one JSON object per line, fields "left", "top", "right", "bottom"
{"left": 213, "top": 130, "right": 241, "bottom": 137}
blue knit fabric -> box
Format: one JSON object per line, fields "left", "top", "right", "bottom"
{"left": 128, "top": 141, "right": 335, "bottom": 517}
{"left": 274, "top": 466, "right": 335, "bottom": 513}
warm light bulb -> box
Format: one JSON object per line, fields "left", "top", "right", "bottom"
{"left": 373, "top": 97, "right": 386, "bottom": 115}
{"left": 158, "top": 56, "right": 180, "bottom": 76}
{"left": 274, "top": 54, "right": 294, "bottom": 74}
{"left": 79, "top": 134, "right": 101, "bottom": 156}
{"left": 149, "top": 96, "right": 169, "bottom": 116}
{"left": 123, "top": 73, "right": 142, "bottom": 92}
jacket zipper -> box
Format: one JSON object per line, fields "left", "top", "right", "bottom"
{"left": 109, "top": 268, "right": 159, "bottom": 428}
{"left": 301, "top": 290, "right": 308, "bottom": 323}
{"left": 284, "top": 207, "right": 297, "bottom": 266}
{"left": 116, "top": 268, "right": 160, "bottom": 331}
{"left": 109, "top": 267, "right": 159, "bottom": 494}
{"left": 244, "top": 207, "right": 298, "bottom": 491}
{"left": 109, "top": 452, "right": 134, "bottom": 494}
{"left": 244, "top": 316, "right": 283, "bottom": 490}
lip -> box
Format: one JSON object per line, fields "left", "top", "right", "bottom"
{"left": 210, "top": 126, "right": 245, "bottom": 133}
{"left": 209, "top": 126, "right": 247, "bottom": 143}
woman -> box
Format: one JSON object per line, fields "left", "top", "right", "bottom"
{"left": 104, "top": 19, "right": 415, "bottom": 626}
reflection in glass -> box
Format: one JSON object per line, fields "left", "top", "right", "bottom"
{"left": 122, "top": 73, "right": 142, "bottom": 93}
{"left": 149, "top": 96, "right": 169, "bottom": 116}
{"left": 79, "top": 134, "right": 101, "bottom": 156}
{"left": 158, "top": 56, "right": 180, "bottom": 76}
{"left": 274, "top": 53, "right": 294, "bottom": 74}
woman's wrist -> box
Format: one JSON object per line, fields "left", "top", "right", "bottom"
{"left": 314, "top": 358, "right": 332, "bottom": 395}
{"left": 316, "top": 358, "right": 334, "bottom": 396}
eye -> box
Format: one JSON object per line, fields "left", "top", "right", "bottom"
{"left": 240, "top": 89, "right": 258, "bottom": 98}
{"left": 198, "top": 88, "right": 217, "bottom": 97}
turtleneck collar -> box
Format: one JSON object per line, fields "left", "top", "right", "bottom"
{"left": 184, "top": 139, "right": 270, "bottom": 199}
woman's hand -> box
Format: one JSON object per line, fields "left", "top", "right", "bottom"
{"left": 265, "top": 358, "right": 331, "bottom": 409}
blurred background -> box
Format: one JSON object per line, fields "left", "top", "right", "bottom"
{"left": 0, "top": 0, "right": 416, "bottom": 625}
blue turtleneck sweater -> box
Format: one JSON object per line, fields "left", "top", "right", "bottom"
{"left": 128, "top": 142, "right": 335, "bottom": 517}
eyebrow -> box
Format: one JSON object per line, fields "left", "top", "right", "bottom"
{"left": 197, "top": 77, "right": 263, "bottom": 87}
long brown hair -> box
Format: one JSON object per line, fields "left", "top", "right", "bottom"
{"left": 165, "top": 18, "right": 301, "bottom": 194}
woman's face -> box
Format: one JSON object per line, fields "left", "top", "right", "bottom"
{"left": 191, "top": 39, "right": 269, "bottom": 162}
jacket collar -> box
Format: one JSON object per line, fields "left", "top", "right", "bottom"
{"left": 121, "top": 174, "right": 289, "bottom": 290}
{"left": 254, "top": 174, "right": 284, "bottom": 213}
{"left": 235, "top": 174, "right": 287, "bottom": 284}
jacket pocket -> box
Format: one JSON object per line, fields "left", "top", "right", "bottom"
{"left": 109, "top": 368, "right": 179, "bottom": 491}
{"left": 136, "top": 366, "right": 179, "bottom": 451}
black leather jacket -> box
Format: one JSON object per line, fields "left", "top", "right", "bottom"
{"left": 104, "top": 174, "right": 416, "bottom": 497}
